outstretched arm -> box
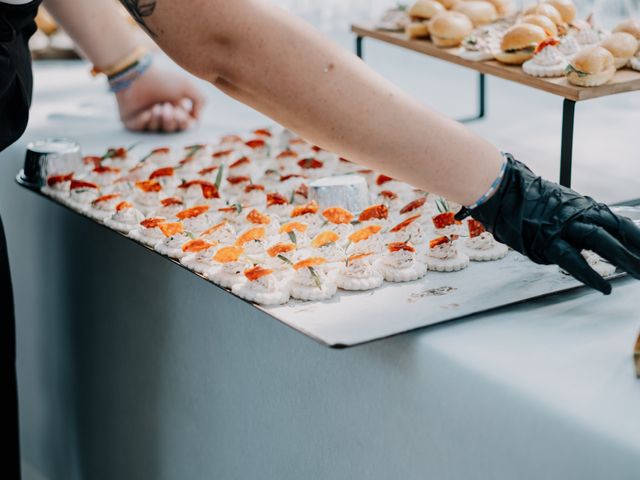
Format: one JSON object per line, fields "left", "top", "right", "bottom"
{"left": 120, "top": 0, "right": 502, "bottom": 206}
{"left": 43, "top": 0, "right": 205, "bottom": 132}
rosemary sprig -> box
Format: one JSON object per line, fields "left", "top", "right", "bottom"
{"left": 214, "top": 164, "right": 224, "bottom": 190}
{"left": 435, "top": 197, "right": 450, "bottom": 214}
{"left": 289, "top": 190, "right": 296, "bottom": 204}
{"left": 308, "top": 266, "right": 322, "bottom": 290}
{"left": 277, "top": 254, "right": 293, "bottom": 265}
{"left": 287, "top": 230, "right": 297, "bottom": 244}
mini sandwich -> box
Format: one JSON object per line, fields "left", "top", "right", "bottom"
{"left": 518, "top": 14, "right": 558, "bottom": 37}
{"left": 495, "top": 24, "right": 547, "bottom": 64}
{"left": 408, "top": 0, "right": 444, "bottom": 20}
{"left": 428, "top": 11, "right": 474, "bottom": 47}
{"left": 523, "top": 3, "right": 564, "bottom": 27}
{"left": 613, "top": 19, "right": 640, "bottom": 41}
{"left": 544, "top": 0, "right": 576, "bottom": 24}
{"left": 434, "top": 0, "right": 457, "bottom": 9}
{"left": 485, "top": 0, "right": 516, "bottom": 17}
{"left": 405, "top": 21, "right": 430, "bottom": 39}
{"left": 453, "top": 1, "right": 497, "bottom": 27}
{"left": 565, "top": 46, "right": 616, "bottom": 87}
{"left": 601, "top": 32, "right": 639, "bottom": 69}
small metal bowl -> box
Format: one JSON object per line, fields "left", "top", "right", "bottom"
{"left": 17, "top": 138, "right": 82, "bottom": 188}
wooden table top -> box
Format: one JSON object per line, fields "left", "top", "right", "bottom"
{"left": 352, "top": 23, "right": 640, "bottom": 102}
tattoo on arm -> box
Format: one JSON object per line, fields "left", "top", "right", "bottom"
{"left": 120, "top": 1, "right": 157, "bottom": 36}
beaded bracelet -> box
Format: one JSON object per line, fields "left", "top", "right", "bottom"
{"left": 107, "top": 53, "right": 153, "bottom": 93}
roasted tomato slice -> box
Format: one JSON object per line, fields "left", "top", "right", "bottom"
{"left": 291, "top": 200, "right": 319, "bottom": 217}
{"left": 266, "top": 242, "right": 296, "bottom": 257}
{"left": 266, "top": 192, "right": 289, "bottom": 206}
{"left": 358, "top": 204, "right": 388, "bottom": 222}
{"left": 244, "top": 265, "right": 274, "bottom": 281}
{"left": 70, "top": 180, "right": 98, "bottom": 190}
{"left": 399, "top": 197, "right": 426, "bottom": 215}
{"left": 235, "top": 227, "right": 265, "bottom": 246}
{"left": 244, "top": 184, "right": 265, "bottom": 193}
{"left": 390, "top": 215, "right": 421, "bottom": 233}
{"left": 376, "top": 174, "right": 393, "bottom": 186}
{"left": 311, "top": 230, "right": 340, "bottom": 248}
{"left": 91, "top": 193, "right": 120, "bottom": 205}
{"left": 160, "top": 197, "right": 183, "bottom": 207}
{"left": 293, "top": 257, "right": 327, "bottom": 270}
{"left": 149, "top": 167, "right": 174, "bottom": 179}
{"left": 227, "top": 175, "right": 251, "bottom": 185}
{"left": 176, "top": 205, "right": 210, "bottom": 220}
{"left": 279, "top": 222, "right": 308, "bottom": 234}
{"left": 140, "top": 217, "right": 165, "bottom": 229}
{"left": 115, "top": 201, "right": 133, "bottom": 211}
{"left": 432, "top": 211, "right": 455, "bottom": 229}
{"left": 158, "top": 222, "right": 184, "bottom": 237}
{"left": 212, "top": 149, "right": 234, "bottom": 158}
{"left": 429, "top": 236, "right": 451, "bottom": 249}
{"left": 246, "top": 209, "right": 271, "bottom": 225}
{"left": 135, "top": 180, "right": 162, "bottom": 192}
{"left": 47, "top": 173, "right": 73, "bottom": 187}
{"left": 322, "top": 207, "right": 354, "bottom": 225}
{"left": 298, "top": 158, "right": 323, "bottom": 169}
{"left": 347, "top": 252, "right": 374, "bottom": 263}
{"left": 213, "top": 245, "right": 243, "bottom": 263}
{"left": 230, "top": 157, "right": 251, "bottom": 169}
{"left": 182, "top": 239, "right": 214, "bottom": 253}
{"left": 348, "top": 225, "right": 382, "bottom": 243}
{"left": 388, "top": 241, "right": 415, "bottom": 253}
{"left": 467, "top": 219, "right": 486, "bottom": 238}
{"left": 245, "top": 139, "right": 266, "bottom": 149}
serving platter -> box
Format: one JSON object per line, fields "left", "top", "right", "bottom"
{"left": 18, "top": 176, "right": 625, "bottom": 348}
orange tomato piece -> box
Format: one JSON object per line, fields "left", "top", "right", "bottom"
{"left": 432, "top": 212, "right": 455, "bottom": 229}
{"left": 47, "top": 173, "right": 73, "bottom": 186}
{"left": 235, "top": 227, "right": 265, "bottom": 246}
{"left": 176, "top": 205, "right": 210, "bottom": 220}
{"left": 348, "top": 225, "right": 382, "bottom": 243}
{"left": 390, "top": 215, "right": 421, "bottom": 233}
{"left": 400, "top": 197, "right": 426, "bottom": 215}
{"left": 149, "top": 167, "right": 174, "bottom": 179}
{"left": 347, "top": 252, "right": 374, "bottom": 263}
{"left": 429, "top": 236, "right": 450, "bottom": 249}
{"left": 358, "top": 204, "right": 388, "bottom": 222}
{"left": 266, "top": 242, "right": 296, "bottom": 257}
{"left": 376, "top": 174, "right": 392, "bottom": 186}
{"left": 227, "top": 176, "right": 251, "bottom": 185}
{"left": 246, "top": 209, "right": 271, "bottom": 225}
{"left": 293, "top": 257, "right": 327, "bottom": 271}
{"left": 467, "top": 219, "right": 486, "bottom": 238}
{"left": 140, "top": 217, "right": 165, "bottom": 229}
{"left": 213, "top": 245, "right": 243, "bottom": 263}
{"left": 245, "top": 139, "right": 265, "bottom": 149}
{"left": 182, "top": 239, "right": 214, "bottom": 253}
{"left": 115, "top": 201, "right": 133, "bottom": 212}
{"left": 135, "top": 180, "right": 162, "bottom": 192}
{"left": 230, "top": 157, "right": 251, "bottom": 169}
{"left": 322, "top": 207, "right": 354, "bottom": 225}
{"left": 160, "top": 197, "right": 183, "bottom": 207}
{"left": 291, "top": 200, "right": 319, "bottom": 217}
{"left": 70, "top": 180, "right": 98, "bottom": 190}
{"left": 279, "top": 222, "right": 308, "bottom": 234}
{"left": 388, "top": 242, "right": 416, "bottom": 253}
{"left": 91, "top": 193, "right": 119, "bottom": 205}
{"left": 244, "top": 265, "right": 274, "bottom": 282}
{"left": 158, "top": 222, "right": 184, "bottom": 237}
{"left": 202, "top": 220, "right": 227, "bottom": 236}
{"left": 267, "top": 192, "right": 288, "bottom": 206}
{"left": 311, "top": 230, "right": 340, "bottom": 248}
{"left": 298, "top": 158, "right": 323, "bottom": 169}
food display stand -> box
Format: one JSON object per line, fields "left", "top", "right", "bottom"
{"left": 351, "top": 23, "right": 640, "bottom": 189}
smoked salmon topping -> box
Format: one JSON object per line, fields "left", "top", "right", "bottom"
{"left": 322, "top": 207, "right": 354, "bottom": 225}
{"left": 176, "top": 205, "right": 209, "bottom": 220}
{"left": 181, "top": 239, "right": 214, "bottom": 253}
{"left": 47, "top": 173, "right": 73, "bottom": 187}
{"left": 226, "top": 176, "right": 251, "bottom": 185}
{"left": 220, "top": 134, "right": 242, "bottom": 144}
{"left": 390, "top": 215, "right": 421, "bottom": 232}
{"left": 93, "top": 165, "right": 120, "bottom": 174}
{"left": 348, "top": 225, "right": 382, "bottom": 243}
{"left": 379, "top": 190, "right": 398, "bottom": 200}
{"left": 253, "top": 128, "right": 272, "bottom": 137}
{"left": 295, "top": 183, "right": 309, "bottom": 199}
{"left": 198, "top": 166, "right": 218, "bottom": 176}
{"left": 213, "top": 245, "right": 243, "bottom": 263}
{"left": 246, "top": 209, "right": 271, "bottom": 225}
{"left": 202, "top": 220, "right": 227, "bottom": 236}
{"left": 347, "top": 252, "right": 374, "bottom": 263}
{"left": 266, "top": 243, "right": 296, "bottom": 257}
{"left": 160, "top": 197, "right": 183, "bottom": 207}
{"left": 279, "top": 222, "right": 308, "bottom": 234}
{"left": 245, "top": 139, "right": 266, "bottom": 149}
{"left": 293, "top": 257, "right": 327, "bottom": 271}
{"left": 70, "top": 180, "right": 98, "bottom": 190}
{"left": 276, "top": 150, "right": 297, "bottom": 160}
{"left": 244, "top": 184, "right": 265, "bottom": 193}
{"left": 158, "top": 222, "right": 184, "bottom": 237}
{"left": 298, "top": 158, "right": 323, "bottom": 169}
{"left": 429, "top": 236, "right": 451, "bottom": 249}
{"left": 432, "top": 212, "right": 456, "bottom": 229}
{"left": 280, "top": 173, "right": 306, "bottom": 182}
{"left": 115, "top": 201, "right": 133, "bottom": 212}
{"left": 399, "top": 197, "right": 426, "bottom": 214}
{"left": 135, "top": 180, "right": 162, "bottom": 192}
{"left": 83, "top": 156, "right": 102, "bottom": 167}
{"left": 291, "top": 200, "right": 319, "bottom": 217}
{"left": 358, "top": 204, "right": 388, "bottom": 222}
{"left": 212, "top": 149, "right": 233, "bottom": 158}
{"left": 244, "top": 265, "right": 274, "bottom": 281}
{"left": 467, "top": 219, "right": 486, "bottom": 238}
{"left": 235, "top": 227, "right": 266, "bottom": 246}
{"left": 140, "top": 217, "right": 165, "bottom": 229}
{"left": 230, "top": 157, "right": 251, "bottom": 169}
{"left": 311, "top": 231, "right": 340, "bottom": 248}
{"left": 151, "top": 147, "right": 170, "bottom": 154}
{"left": 91, "top": 193, "right": 120, "bottom": 205}
{"left": 149, "top": 167, "right": 174, "bottom": 179}
{"left": 388, "top": 242, "right": 415, "bottom": 253}
{"left": 266, "top": 192, "right": 288, "bottom": 206}
{"left": 107, "top": 147, "right": 127, "bottom": 158}
{"left": 376, "top": 174, "right": 393, "bottom": 186}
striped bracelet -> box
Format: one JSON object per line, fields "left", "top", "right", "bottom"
{"left": 455, "top": 152, "right": 508, "bottom": 221}
{"left": 107, "top": 53, "right": 153, "bottom": 93}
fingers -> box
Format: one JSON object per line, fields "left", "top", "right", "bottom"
{"left": 565, "top": 222, "right": 640, "bottom": 280}
{"left": 160, "top": 103, "right": 178, "bottom": 133}
{"left": 146, "top": 103, "right": 162, "bottom": 132}
{"left": 123, "top": 108, "right": 153, "bottom": 132}
{"left": 547, "top": 238, "right": 612, "bottom": 295}
{"left": 185, "top": 88, "right": 206, "bottom": 118}
{"left": 586, "top": 207, "right": 640, "bottom": 257}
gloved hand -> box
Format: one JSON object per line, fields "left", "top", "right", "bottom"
{"left": 456, "top": 154, "right": 640, "bottom": 294}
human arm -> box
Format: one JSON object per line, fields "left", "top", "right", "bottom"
{"left": 43, "top": 0, "right": 205, "bottom": 132}
{"left": 121, "top": 0, "right": 640, "bottom": 293}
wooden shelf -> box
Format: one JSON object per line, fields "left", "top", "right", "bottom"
{"left": 352, "top": 23, "right": 640, "bottom": 102}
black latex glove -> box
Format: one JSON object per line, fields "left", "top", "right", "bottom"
{"left": 456, "top": 154, "right": 640, "bottom": 294}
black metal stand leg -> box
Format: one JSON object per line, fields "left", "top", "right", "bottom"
{"left": 356, "top": 36, "right": 364, "bottom": 59}
{"left": 560, "top": 99, "right": 576, "bottom": 188}
{"left": 458, "top": 73, "right": 487, "bottom": 123}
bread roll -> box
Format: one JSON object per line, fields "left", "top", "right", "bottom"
{"left": 495, "top": 24, "right": 547, "bottom": 64}
{"left": 405, "top": 21, "right": 431, "bottom": 39}
{"left": 545, "top": 0, "right": 576, "bottom": 23}
{"left": 453, "top": 1, "right": 497, "bottom": 27}
{"left": 518, "top": 14, "right": 558, "bottom": 37}
{"left": 523, "top": 3, "right": 563, "bottom": 26}
{"left": 428, "top": 11, "right": 474, "bottom": 47}
{"left": 613, "top": 19, "right": 640, "bottom": 41}
{"left": 566, "top": 46, "right": 616, "bottom": 86}
{"left": 409, "top": 0, "right": 445, "bottom": 20}
{"left": 601, "top": 32, "right": 638, "bottom": 69}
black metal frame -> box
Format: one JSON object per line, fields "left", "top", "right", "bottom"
{"left": 355, "top": 35, "right": 580, "bottom": 188}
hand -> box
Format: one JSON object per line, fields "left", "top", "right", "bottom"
{"left": 460, "top": 154, "right": 640, "bottom": 294}
{"left": 114, "top": 62, "right": 205, "bottom": 133}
